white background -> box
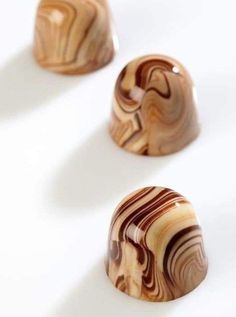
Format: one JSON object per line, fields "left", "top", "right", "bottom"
{"left": 0, "top": 0, "right": 235, "bottom": 316}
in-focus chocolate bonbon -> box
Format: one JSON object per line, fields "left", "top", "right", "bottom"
{"left": 106, "top": 187, "right": 208, "bottom": 302}
{"left": 110, "top": 55, "right": 200, "bottom": 156}
{"left": 34, "top": 0, "right": 117, "bottom": 74}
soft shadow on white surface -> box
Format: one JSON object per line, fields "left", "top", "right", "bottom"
{"left": 0, "top": 47, "right": 78, "bottom": 119}
{"left": 51, "top": 259, "right": 176, "bottom": 317}
{"left": 51, "top": 123, "right": 173, "bottom": 212}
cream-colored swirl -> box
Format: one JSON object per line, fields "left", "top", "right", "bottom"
{"left": 106, "top": 187, "right": 208, "bottom": 302}
{"left": 110, "top": 55, "right": 200, "bottom": 156}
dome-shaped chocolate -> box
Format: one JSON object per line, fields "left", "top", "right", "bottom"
{"left": 34, "top": 0, "right": 117, "bottom": 74}
{"left": 110, "top": 55, "right": 200, "bottom": 156}
{"left": 106, "top": 187, "right": 208, "bottom": 302}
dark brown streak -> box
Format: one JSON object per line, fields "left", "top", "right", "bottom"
{"left": 136, "top": 192, "right": 187, "bottom": 234}
{"left": 115, "top": 68, "right": 142, "bottom": 110}
{"left": 174, "top": 242, "right": 204, "bottom": 281}
{"left": 118, "top": 192, "right": 166, "bottom": 241}
{"left": 145, "top": 72, "right": 171, "bottom": 99}
{"left": 121, "top": 113, "right": 144, "bottom": 147}
{"left": 163, "top": 225, "right": 201, "bottom": 286}
{"left": 118, "top": 190, "right": 172, "bottom": 241}
{"left": 142, "top": 249, "right": 156, "bottom": 291}
{"left": 115, "top": 275, "right": 125, "bottom": 288}
{"left": 169, "top": 234, "right": 202, "bottom": 279}
{"left": 135, "top": 59, "right": 174, "bottom": 88}
{"left": 112, "top": 187, "right": 155, "bottom": 226}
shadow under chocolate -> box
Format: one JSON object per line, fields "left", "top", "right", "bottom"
{"left": 51, "top": 258, "right": 176, "bottom": 317}
{"left": 50, "top": 123, "right": 173, "bottom": 212}
{"left": 0, "top": 46, "right": 79, "bottom": 120}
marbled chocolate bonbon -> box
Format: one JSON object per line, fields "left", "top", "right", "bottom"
{"left": 110, "top": 55, "right": 200, "bottom": 156}
{"left": 106, "top": 187, "right": 208, "bottom": 302}
{"left": 34, "top": 0, "right": 117, "bottom": 74}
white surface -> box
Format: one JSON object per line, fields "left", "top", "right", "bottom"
{"left": 0, "top": 0, "right": 235, "bottom": 316}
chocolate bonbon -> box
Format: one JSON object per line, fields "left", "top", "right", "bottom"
{"left": 106, "top": 187, "right": 208, "bottom": 302}
{"left": 110, "top": 55, "right": 200, "bottom": 156}
{"left": 33, "top": 0, "right": 117, "bottom": 74}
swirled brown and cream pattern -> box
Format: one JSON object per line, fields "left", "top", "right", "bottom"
{"left": 110, "top": 55, "right": 200, "bottom": 156}
{"left": 34, "top": 0, "right": 117, "bottom": 74}
{"left": 106, "top": 187, "right": 208, "bottom": 302}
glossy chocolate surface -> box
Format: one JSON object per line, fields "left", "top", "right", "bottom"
{"left": 110, "top": 55, "right": 200, "bottom": 156}
{"left": 106, "top": 187, "right": 208, "bottom": 302}
{"left": 34, "top": 0, "right": 117, "bottom": 74}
